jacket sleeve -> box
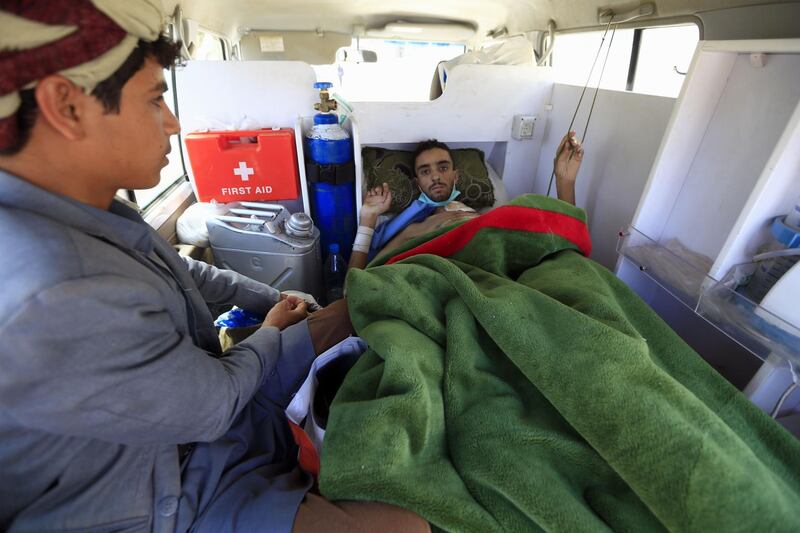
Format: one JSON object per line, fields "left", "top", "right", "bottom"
{"left": 0, "top": 274, "right": 284, "bottom": 445}
{"left": 181, "top": 256, "right": 280, "bottom": 314}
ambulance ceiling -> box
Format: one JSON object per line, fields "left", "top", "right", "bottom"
{"left": 164, "top": 0, "right": 786, "bottom": 41}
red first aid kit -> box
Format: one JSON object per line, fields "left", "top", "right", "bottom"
{"left": 185, "top": 128, "right": 300, "bottom": 203}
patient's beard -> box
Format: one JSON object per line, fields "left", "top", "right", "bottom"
{"left": 419, "top": 186, "right": 461, "bottom": 207}
{"left": 427, "top": 183, "right": 452, "bottom": 202}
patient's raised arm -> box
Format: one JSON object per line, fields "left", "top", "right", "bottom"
{"left": 349, "top": 183, "right": 392, "bottom": 270}
{"left": 553, "top": 131, "right": 585, "bottom": 206}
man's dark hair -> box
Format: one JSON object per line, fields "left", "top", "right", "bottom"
{"left": 1, "top": 34, "right": 182, "bottom": 156}
{"left": 412, "top": 139, "right": 454, "bottom": 174}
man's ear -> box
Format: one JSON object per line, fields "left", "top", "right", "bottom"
{"left": 413, "top": 177, "right": 421, "bottom": 190}
{"left": 34, "top": 76, "right": 90, "bottom": 142}
{"left": 454, "top": 169, "right": 460, "bottom": 184}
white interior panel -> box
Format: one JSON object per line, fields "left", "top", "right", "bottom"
{"left": 352, "top": 64, "right": 555, "bottom": 200}
{"left": 352, "top": 64, "right": 553, "bottom": 143}
{"left": 176, "top": 61, "right": 318, "bottom": 192}
{"left": 176, "top": 61, "right": 317, "bottom": 132}
{"left": 630, "top": 47, "right": 736, "bottom": 243}
{"left": 535, "top": 84, "right": 675, "bottom": 270}
{"left": 661, "top": 53, "right": 800, "bottom": 261}
{"left": 712, "top": 98, "right": 800, "bottom": 279}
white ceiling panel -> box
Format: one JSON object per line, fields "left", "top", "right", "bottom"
{"left": 163, "top": 0, "right": 795, "bottom": 42}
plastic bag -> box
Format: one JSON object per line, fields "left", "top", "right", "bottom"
{"left": 191, "top": 114, "right": 263, "bottom": 132}
{"left": 433, "top": 35, "right": 534, "bottom": 96}
{"left": 176, "top": 201, "right": 228, "bottom": 247}
{"left": 214, "top": 306, "right": 264, "bottom": 328}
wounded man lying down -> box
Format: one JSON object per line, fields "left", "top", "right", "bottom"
{"left": 317, "top": 193, "right": 800, "bottom": 532}
{"left": 348, "top": 135, "right": 583, "bottom": 270}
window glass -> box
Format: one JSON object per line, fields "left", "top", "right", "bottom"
{"left": 552, "top": 29, "right": 634, "bottom": 91}
{"left": 132, "top": 69, "right": 185, "bottom": 208}
{"left": 552, "top": 23, "right": 699, "bottom": 98}
{"left": 312, "top": 39, "right": 465, "bottom": 102}
{"left": 633, "top": 25, "right": 699, "bottom": 97}
{"left": 193, "top": 30, "right": 226, "bottom": 60}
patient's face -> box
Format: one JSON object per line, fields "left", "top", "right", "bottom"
{"left": 414, "top": 148, "right": 458, "bottom": 202}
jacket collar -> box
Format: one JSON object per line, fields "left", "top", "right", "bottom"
{"left": 0, "top": 169, "right": 155, "bottom": 254}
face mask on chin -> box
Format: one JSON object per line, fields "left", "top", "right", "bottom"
{"left": 418, "top": 187, "right": 461, "bottom": 207}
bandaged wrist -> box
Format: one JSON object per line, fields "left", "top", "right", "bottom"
{"left": 352, "top": 225, "right": 374, "bottom": 254}
{"left": 356, "top": 225, "right": 375, "bottom": 237}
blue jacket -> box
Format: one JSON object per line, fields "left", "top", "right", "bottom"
{"left": 368, "top": 200, "right": 436, "bottom": 261}
{"left": 0, "top": 171, "right": 310, "bottom": 532}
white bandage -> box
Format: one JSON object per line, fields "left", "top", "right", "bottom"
{"left": 352, "top": 225, "right": 374, "bottom": 254}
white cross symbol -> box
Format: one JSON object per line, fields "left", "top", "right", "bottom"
{"left": 233, "top": 161, "right": 254, "bottom": 182}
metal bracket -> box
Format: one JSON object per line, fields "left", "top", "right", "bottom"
{"left": 598, "top": 3, "right": 656, "bottom": 24}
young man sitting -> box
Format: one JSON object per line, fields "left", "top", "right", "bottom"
{"left": 0, "top": 2, "right": 427, "bottom": 531}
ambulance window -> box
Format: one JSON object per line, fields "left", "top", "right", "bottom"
{"left": 552, "top": 23, "right": 699, "bottom": 98}
{"left": 632, "top": 25, "right": 699, "bottom": 97}
{"left": 192, "top": 30, "right": 227, "bottom": 61}
{"left": 552, "top": 29, "right": 634, "bottom": 91}
{"left": 312, "top": 39, "right": 465, "bottom": 102}
{"left": 132, "top": 67, "right": 186, "bottom": 208}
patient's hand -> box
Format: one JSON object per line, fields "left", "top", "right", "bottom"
{"left": 554, "top": 131, "right": 584, "bottom": 184}
{"left": 553, "top": 131, "right": 584, "bottom": 205}
{"left": 263, "top": 298, "right": 308, "bottom": 331}
{"left": 360, "top": 182, "right": 392, "bottom": 227}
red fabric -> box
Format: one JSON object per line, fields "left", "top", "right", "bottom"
{"left": 386, "top": 205, "right": 592, "bottom": 265}
{"left": 0, "top": 0, "right": 128, "bottom": 149}
{"left": 289, "top": 421, "right": 321, "bottom": 479}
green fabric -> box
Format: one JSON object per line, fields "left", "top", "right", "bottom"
{"left": 362, "top": 146, "right": 495, "bottom": 213}
{"left": 361, "top": 147, "right": 417, "bottom": 213}
{"left": 319, "top": 194, "right": 800, "bottom": 532}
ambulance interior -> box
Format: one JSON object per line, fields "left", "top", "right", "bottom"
{"left": 140, "top": 0, "right": 800, "bottom": 437}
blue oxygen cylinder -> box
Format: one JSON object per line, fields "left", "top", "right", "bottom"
{"left": 307, "top": 113, "right": 352, "bottom": 164}
{"left": 307, "top": 82, "right": 356, "bottom": 259}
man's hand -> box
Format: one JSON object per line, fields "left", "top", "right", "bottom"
{"left": 359, "top": 183, "right": 392, "bottom": 228}
{"left": 280, "top": 292, "right": 321, "bottom": 312}
{"left": 554, "top": 131, "right": 584, "bottom": 184}
{"left": 263, "top": 297, "right": 308, "bottom": 331}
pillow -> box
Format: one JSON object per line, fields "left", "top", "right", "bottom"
{"left": 362, "top": 146, "right": 495, "bottom": 214}
{"left": 361, "top": 148, "right": 416, "bottom": 213}
{"left": 480, "top": 162, "right": 508, "bottom": 213}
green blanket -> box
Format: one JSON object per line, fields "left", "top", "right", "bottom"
{"left": 318, "top": 194, "right": 800, "bottom": 532}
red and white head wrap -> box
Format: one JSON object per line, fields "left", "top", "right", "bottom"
{"left": 0, "top": 0, "right": 165, "bottom": 150}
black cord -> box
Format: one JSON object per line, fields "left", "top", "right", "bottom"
{"left": 579, "top": 25, "right": 617, "bottom": 146}
{"left": 547, "top": 18, "right": 614, "bottom": 198}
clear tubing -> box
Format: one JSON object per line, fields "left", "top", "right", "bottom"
{"left": 752, "top": 247, "right": 800, "bottom": 263}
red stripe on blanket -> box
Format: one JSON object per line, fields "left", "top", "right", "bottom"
{"left": 385, "top": 205, "right": 591, "bottom": 265}
{"left": 288, "top": 421, "right": 320, "bottom": 478}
